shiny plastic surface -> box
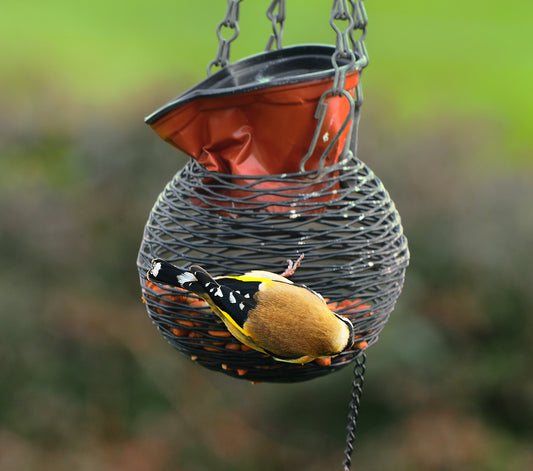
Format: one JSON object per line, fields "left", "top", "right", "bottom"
{"left": 146, "top": 45, "right": 360, "bottom": 177}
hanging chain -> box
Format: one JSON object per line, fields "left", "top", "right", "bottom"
{"left": 300, "top": 0, "right": 369, "bottom": 175}
{"left": 265, "top": 0, "right": 286, "bottom": 51}
{"left": 207, "top": 0, "right": 243, "bottom": 76}
{"left": 342, "top": 352, "right": 367, "bottom": 471}
{"left": 330, "top": 0, "right": 357, "bottom": 94}
{"left": 349, "top": 0, "right": 369, "bottom": 70}
{"left": 329, "top": 0, "right": 368, "bottom": 96}
{"left": 349, "top": 0, "right": 368, "bottom": 110}
{"left": 208, "top": 0, "right": 287, "bottom": 74}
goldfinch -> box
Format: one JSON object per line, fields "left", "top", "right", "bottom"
{"left": 147, "top": 258, "right": 354, "bottom": 364}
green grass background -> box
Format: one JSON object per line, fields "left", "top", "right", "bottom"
{"left": 1, "top": 2, "right": 532, "bottom": 470}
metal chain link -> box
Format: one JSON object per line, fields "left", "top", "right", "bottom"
{"left": 265, "top": 0, "right": 286, "bottom": 51}
{"left": 342, "top": 352, "right": 367, "bottom": 471}
{"left": 347, "top": 0, "right": 368, "bottom": 154}
{"left": 300, "top": 0, "right": 369, "bottom": 175}
{"left": 349, "top": 0, "right": 368, "bottom": 111}
{"left": 349, "top": 0, "right": 369, "bottom": 70}
{"left": 207, "top": 0, "right": 243, "bottom": 76}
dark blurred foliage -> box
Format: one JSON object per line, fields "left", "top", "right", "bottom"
{"left": 1, "top": 91, "right": 532, "bottom": 470}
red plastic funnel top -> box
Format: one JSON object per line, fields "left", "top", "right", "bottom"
{"left": 146, "top": 46, "right": 360, "bottom": 179}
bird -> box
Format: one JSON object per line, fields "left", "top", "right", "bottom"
{"left": 146, "top": 258, "right": 355, "bottom": 364}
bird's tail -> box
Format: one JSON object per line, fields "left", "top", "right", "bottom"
{"left": 147, "top": 259, "right": 205, "bottom": 294}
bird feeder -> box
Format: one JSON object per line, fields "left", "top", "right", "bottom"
{"left": 138, "top": 0, "right": 408, "bottom": 382}
{"left": 138, "top": 1, "right": 408, "bottom": 468}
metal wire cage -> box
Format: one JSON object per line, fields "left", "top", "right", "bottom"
{"left": 137, "top": 0, "right": 409, "bottom": 383}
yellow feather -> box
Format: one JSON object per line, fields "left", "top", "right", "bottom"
{"left": 200, "top": 294, "right": 267, "bottom": 355}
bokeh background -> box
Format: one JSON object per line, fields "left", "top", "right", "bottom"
{"left": 1, "top": 1, "right": 532, "bottom": 470}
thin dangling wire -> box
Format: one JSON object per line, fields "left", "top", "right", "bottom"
{"left": 342, "top": 352, "right": 367, "bottom": 471}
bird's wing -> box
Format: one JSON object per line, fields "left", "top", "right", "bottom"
{"left": 189, "top": 267, "right": 259, "bottom": 330}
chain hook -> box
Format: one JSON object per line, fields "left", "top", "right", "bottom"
{"left": 299, "top": 88, "right": 356, "bottom": 177}
{"left": 342, "top": 353, "right": 367, "bottom": 471}
{"left": 300, "top": 0, "right": 369, "bottom": 180}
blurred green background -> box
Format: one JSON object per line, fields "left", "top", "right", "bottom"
{"left": 1, "top": 1, "right": 532, "bottom": 470}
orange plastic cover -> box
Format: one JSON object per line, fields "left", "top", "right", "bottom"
{"left": 148, "top": 70, "right": 359, "bottom": 211}
{"left": 149, "top": 72, "right": 359, "bottom": 177}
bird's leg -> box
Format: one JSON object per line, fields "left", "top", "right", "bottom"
{"left": 280, "top": 253, "right": 305, "bottom": 278}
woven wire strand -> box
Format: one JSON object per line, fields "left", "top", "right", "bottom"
{"left": 137, "top": 157, "right": 408, "bottom": 382}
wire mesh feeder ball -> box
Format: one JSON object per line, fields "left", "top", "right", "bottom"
{"left": 137, "top": 44, "right": 409, "bottom": 383}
